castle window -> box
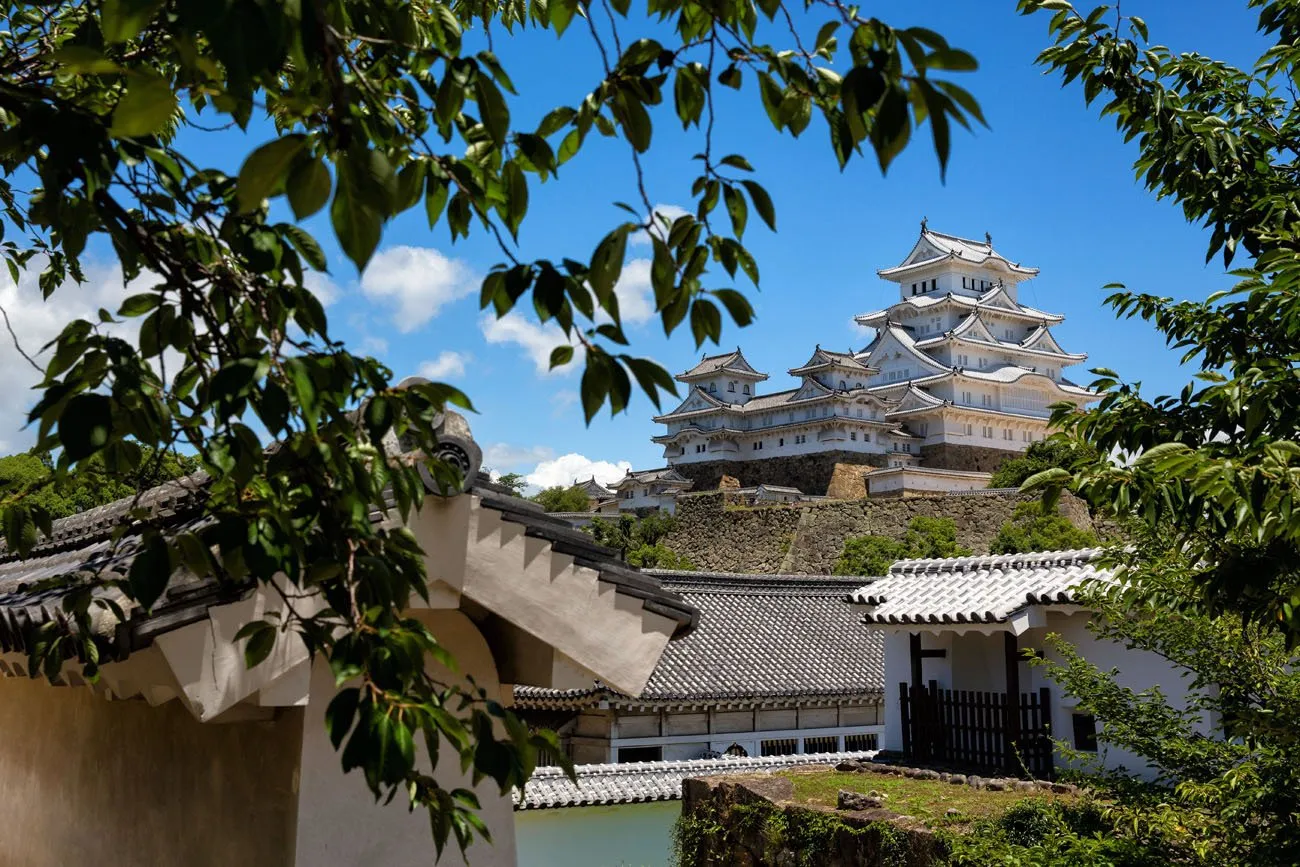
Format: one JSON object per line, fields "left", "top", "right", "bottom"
{"left": 1004, "top": 428, "right": 1013, "bottom": 440}
{"left": 983, "top": 426, "right": 993, "bottom": 438}
{"left": 839, "top": 380, "right": 847, "bottom": 390}
{"left": 708, "top": 382, "right": 716, "bottom": 392}
{"left": 850, "top": 432, "right": 856, "bottom": 441}
{"left": 779, "top": 438, "right": 784, "bottom": 447}
{"left": 728, "top": 381, "right": 736, "bottom": 392}
{"left": 743, "top": 384, "right": 750, "bottom": 394}
{"left": 930, "top": 279, "right": 937, "bottom": 291}
{"left": 618, "top": 746, "right": 662, "bottom": 763}
{"left": 964, "top": 423, "right": 973, "bottom": 436}
{"left": 1071, "top": 714, "right": 1098, "bottom": 752}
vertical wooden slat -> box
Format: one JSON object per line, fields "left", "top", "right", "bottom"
{"left": 1040, "top": 686, "right": 1054, "bottom": 779}
{"left": 899, "top": 682, "right": 912, "bottom": 761}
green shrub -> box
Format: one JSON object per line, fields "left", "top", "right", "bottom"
{"left": 833, "top": 516, "right": 972, "bottom": 576}
{"left": 989, "top": 503, "right": 1099, "bottom": 554}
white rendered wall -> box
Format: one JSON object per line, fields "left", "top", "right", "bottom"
{"left": 878, "top": 615, "right": 1202, "bottom": 780}
{"left": 294, "top": 610, "right": 518, "bottom": 867}
{"left": 515, "top": 801, "right": 680, "bottom": 867}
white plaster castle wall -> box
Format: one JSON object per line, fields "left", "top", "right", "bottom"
{"left": 294, "top": 610, "right": 519, "bottom": 867}
{"left": 515, "top": 801, "right": 680, "bottom": 867}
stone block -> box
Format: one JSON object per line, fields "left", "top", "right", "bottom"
{"left": 837, "top": 790, "right": 884, "bottom": 811}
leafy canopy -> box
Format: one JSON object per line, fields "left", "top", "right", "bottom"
{"left": 988, "top": 438, "right": 1099, "bottom": 490}
{"left": 587, "top": 511, "right": 694, "bottom": 568}
{"left": 1018, "top": 0, "right": 1300, "bottom": 642}
{"left": 833, "top": 515, "right": 970, "bottom": 576}
{"left": 988, "top": 502, "right": 1099, "bottom": 555}
{"left": 531, "top": 484, "right": 593, "bottom": 512}
{"left": 0, "top": 0, "right": 980, "bottom": 849}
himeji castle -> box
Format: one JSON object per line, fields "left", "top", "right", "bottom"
{"left": 651, "top": 224, "right": 1096, "bottom": 490}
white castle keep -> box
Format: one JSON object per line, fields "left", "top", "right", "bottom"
{"left": 651, "top": 224, "right": 1097, "bottom": 482}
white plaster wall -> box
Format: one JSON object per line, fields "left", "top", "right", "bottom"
{"left": 1038, "top": 611, "right": 1204, "bottom": 780}
{"left": 294, "top": 609, "right": 518, "bottom": 867}
{"left": 515, "top": 801, "right": 680, "bottom": 867}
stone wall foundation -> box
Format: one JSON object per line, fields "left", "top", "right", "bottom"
{"left": 920, "top": 443, "right": 1020, "bottom": 473}
{"left": 670, "top": 452, "right": 889, "bottom": 495}
{"left": 666, "top": 490, "right": 1094, "bottom": 574}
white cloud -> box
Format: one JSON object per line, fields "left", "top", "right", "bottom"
{"left": 480, "top": 311, "right": 573, "bottom": 375}
{"left": 484, "top": 443, "right": 555, "bottom": 473}
{"left": 360, "top": 246, "right": 477, "bottom": 332}
{"left": 525, "top": 453, "right": 632, "bottom": 490}
{"left": 631, "top": 203, "right": 691, "bottom": 247}
{"left": 0, "top": 258, "right": 141, "bottom": 449}
{"left": 357, "top": 335, "right": 389, "bottom": 356}
{"left": 612, "top": 258, "right": 655, "bottom": 326}
{"left": 417, "top": 350, "right": 470, "bottom": 380}
{"left": 303, "top": 270, "right": 342, "bottom": 306}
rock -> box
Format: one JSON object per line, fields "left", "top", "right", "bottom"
{"left": 945, "top": 808, "right": 961, "bottom": 817}
{"left": 835, "top": 761, "right": 862, "bottom": 773}
{"left": 837, "top": 790, "right": 885, "bottom": 811}
{"left": 1014, "top": 781, "right": 1037, "bottom": 792}
{"left": 1050, "top": 783, "right": 1075, "bottom": 795}
{"left": 717, "top": 475, "right": 742, "bottom": 489}
{"left": 967, "top": 775, "right": 984, "bottom": 789}
{"left": 916, "top": 769, "right": 941, "bottom": 780}
{"left": 985, "top": 780, "right": 1007, "bottom": 792}
{"left": 948, "top": 774, "right": 967, "bottom": 786}
{"left": 939, "top": 773, "right": 951, "bottom": 782}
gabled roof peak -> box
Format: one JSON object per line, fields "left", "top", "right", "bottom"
{"left": 675, "top": 347, "right": 768, "bottom": 382}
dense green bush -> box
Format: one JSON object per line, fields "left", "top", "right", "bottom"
{"left": 989, "top": 503, "right": 1100, "bottom": 554}
{"left": 587, "top": 512, "right": 695, "bottom": 570}
{"left": 833, "top": 516, "right": 971, "bottom": 576}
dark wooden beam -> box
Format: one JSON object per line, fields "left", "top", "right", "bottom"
{"left": 1004, "top": 631, "right": 1022, "bottom": 774}
{"left": 909, "top": 633, "right": 923, "bottom": 689}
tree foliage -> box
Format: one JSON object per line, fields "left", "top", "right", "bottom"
{"left": 0, "top": 446, "right": 199, "bottom": 520}
{"left": 989, "top": 503, "right": 1099, "bottom": 555}
{"left": 832, "top": 515, "right": 970, "bottom": 576}
{"left": 587, "top": 511, "right": 694, "bottom": 568}
{"left": 989, "top": 439, "right": 1099, "bottom": 490}
{"left": 1018, "top": 0, "right": 1300, "bottom": 642}
{"left": 0, "top": 0, "right": 980, "bottom": 848}
{"left": 531, "top": 484, "right": 593, "bottom": 512}
{"left": 495, "top": 472, "right": 527, "bottom": 496}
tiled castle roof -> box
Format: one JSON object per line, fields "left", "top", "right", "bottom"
{"left": 515, "top": 571, "right": 882, "bottom": 708}
{"left": 848, "top": 549, "right": 1110, "bottom": 627}
{"left": 514, "top": 751, "right": 874, "bottom": 809}
{"left": 0, "top": 425, "right": 697, "bottom": 661}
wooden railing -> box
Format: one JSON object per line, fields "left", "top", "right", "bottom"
{"left": 899, "top": 682, "right": 1054, "bottom": 778}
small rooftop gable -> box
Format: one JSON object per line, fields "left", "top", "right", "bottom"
{"left": 676, "top": 348, "right": 768, "bottom": 383}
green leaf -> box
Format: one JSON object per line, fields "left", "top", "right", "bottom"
{"left": 475, "top": 75, "right": 511, "bottom": 146}
{"left": 109, "top": 72, "right": 177, "bottom": 138}
{"left": 712, "top": 288, "right": 755, "bottom": 327}
{"left": 118, "top": 293, "right": 161, "bottom": 317}
{"left": 332, "top": 175, "right": 382, "bottom": 271}
{"left": 723, "top": 184, "right": 748, "bottom": 238}
{"left": 326, "top": 688, "right": 361, "bottom": 749}
{"left": 287, "top": 156, "right": 332, "bottom": 220}
{"left": 549, "top": 345, "right": 574, "bottom": 369}
{"left": 588, "top": 228, "right": 628, "bottom": 301}
{"left": 283, "top": 225, "right": 328, "bottom": 272}
{"left": 234, "top": 620, "right": 276, "bottom": 669}
{"left": 237, "top": 135, "right": 308, "bottom": 213}
{"left": 128, "top": 534, "right": 172, "bottom": 611}
{"left": 60, "top": 394, "right": 113, "bottom": 461}
{"left": 51, "top": 46, "right": 122, "bottom": 75}
{"left": 757, "top": 73, "right": 785, "bottom": 131}
{"left": 740, "top": 181, "right": 775, "bottom": 231}
{"left": 101, "top": 0, "right": 164, "bottom": 44}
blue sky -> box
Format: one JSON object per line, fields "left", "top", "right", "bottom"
{"left": 0, "top": 1, "right": 1269, "bottom": 486}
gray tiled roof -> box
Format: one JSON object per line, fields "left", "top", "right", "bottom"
{"left": 0, "top": 437, "right": 698, "bottom": 659}
{"left": 514, "top": 751, "right": 875, "bottom": 810}
{"left": 677, "top": 349, "right": 767, "bottom": 381}
{"left": 516, "top": 572, "right": 883, "bottom": 707}
{"left": 848, "top": 549, "right": 1110, "bottom": 626}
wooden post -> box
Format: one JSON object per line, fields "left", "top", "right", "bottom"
{"left": 899, "top": 681, "right": 912, "bottom": 760}
{"left": 1039, "top": 686, "right": 1054, "bottom": 780}
{"left": 1004, "top": 631, "right": 1022, "bottom": 775}
{"left": 909, "top": 632, "right": 923, "bottom": 690}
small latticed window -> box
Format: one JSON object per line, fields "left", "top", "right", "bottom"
{"left": 760, "top": 738, "right": 797, "bottom": 757}
{"left": 802, "top": 736, "right": 837, "bottom": 754}
{"left": 844, "top": 733, "right": 879, "bottom": 752}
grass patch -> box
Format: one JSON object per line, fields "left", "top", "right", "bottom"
{"left": 780, "top": 769, "right": 1074, "bottom": 830}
